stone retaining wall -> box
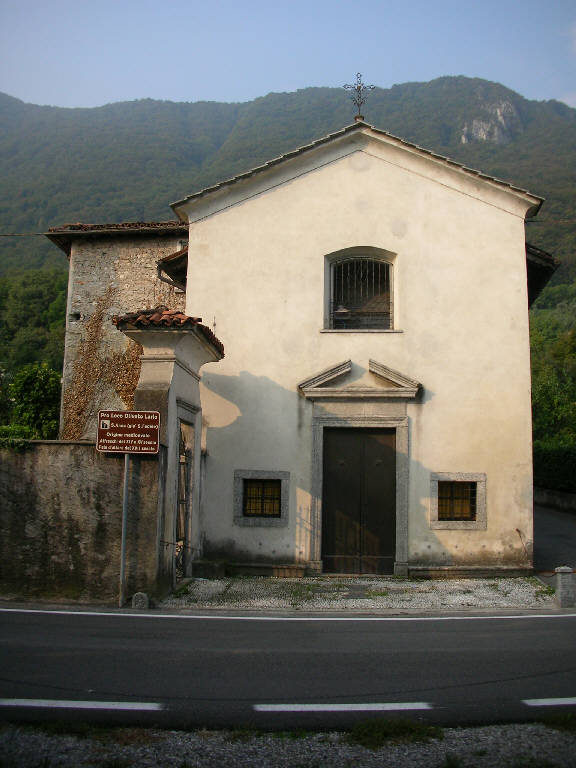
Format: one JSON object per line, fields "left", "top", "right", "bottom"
{"left": 0, "top": 442, "right": 167, "bottom": 603}
{"left": 535, "top": 487, "right": 576, "bottom": 513}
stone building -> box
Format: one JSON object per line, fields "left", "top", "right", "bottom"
{"left": 46, "top": 120, "right": 557, "bottom": 583}
{"left": 46, "top": 221, "right": 188, "bottom": 440}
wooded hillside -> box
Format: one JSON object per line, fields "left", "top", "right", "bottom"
{"left": 1, "top": 77, "right": 575, "bottom": 478}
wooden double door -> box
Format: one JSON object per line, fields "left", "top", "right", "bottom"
{"left": 322, "top": 428, "right": 396, "bottom": 574}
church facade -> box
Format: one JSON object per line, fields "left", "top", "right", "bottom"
{"left": 48, "top": 120, "right": 557, "bottom": 581}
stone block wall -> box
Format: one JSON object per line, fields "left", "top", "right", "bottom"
{"left": 0, "top": 442, "right": 167, "bottom": 603}
{"left": 61, "top": 233, "right": 187, "bottom": 439}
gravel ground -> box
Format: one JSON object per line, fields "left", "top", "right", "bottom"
{"left": 1, "top": 721, "right": 576, "bottom": 767}
{"left": 159, "top": 576, "right": 556, "bottom": 612}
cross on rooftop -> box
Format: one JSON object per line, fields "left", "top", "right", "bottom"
{"left": 343, "top": 73, "right": 375, "bottom": 121}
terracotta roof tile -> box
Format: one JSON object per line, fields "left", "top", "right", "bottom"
{"left": 113, "top": 306, "right": 224, "bottom": 356}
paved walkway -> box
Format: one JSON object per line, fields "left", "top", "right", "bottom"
{"left": 158, "top": 504, "right": 576, "bottom": 613}
{"left": 160, "top": 575, "right": 556, "bottom": 612}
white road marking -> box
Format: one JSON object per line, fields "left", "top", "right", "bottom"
{"left": 1, "top": 608, "right": 575, "bottom": 622}
{"left": 254, "top": 702, "right": 432, "bottom": 712}
{"left": 523, "top": 697, "right": 576, "bottom": 707}
{"left": 0, "top": 699, "right": 164, "bottom": 711}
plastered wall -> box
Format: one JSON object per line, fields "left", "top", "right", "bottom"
{"left": 182, "top": 138, "right": 535, "bottom": 570}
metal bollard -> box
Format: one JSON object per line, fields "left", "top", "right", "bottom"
{"left": 554, "top": 566, "right": 575, "bottom": 608}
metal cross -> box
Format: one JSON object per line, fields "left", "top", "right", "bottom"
{"left": 343, "top": 73, "right": 375, "bottom": 119}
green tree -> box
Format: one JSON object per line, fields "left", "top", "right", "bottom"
{"left": 8, "top": 363, "right": 61, "bottom": 439}
{"left": 0, "top": 268, "right": 67, "bottom": 374}
{"left": 530, "top": 306, "right": 576, "bottom": 446}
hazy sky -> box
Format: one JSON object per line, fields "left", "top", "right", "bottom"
{"left": 1, "top": 0, "right": 574, "bottom": 108}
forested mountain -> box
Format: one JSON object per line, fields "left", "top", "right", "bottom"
{"left": 1, "top": 76, "right": 575, "bottom": 282}
{"left": 1, "top": 77, "right": 575, "bottom": 463}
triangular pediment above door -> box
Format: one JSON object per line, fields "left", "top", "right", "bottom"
{"left": 297, "top": 359, "right": 421, "bottom": 400}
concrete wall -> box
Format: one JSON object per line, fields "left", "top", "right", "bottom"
{"left": 61, "top": 234, "right": 186, "bottom": 440}
{"left": 180, "top": 129, "right": 536, "bottom": 571}
{"left": 0, "top": 442, "right": 166, "bottom": 602}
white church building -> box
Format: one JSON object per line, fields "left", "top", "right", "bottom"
{"left": 47, "top": 119, "right": 557, "bottom": 582}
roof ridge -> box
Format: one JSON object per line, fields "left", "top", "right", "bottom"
{"left": 171, "top": 121, "right": 542, "bottom": 213}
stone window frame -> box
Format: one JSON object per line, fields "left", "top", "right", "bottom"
{"left": 430, "top": 472, "right": 487, "bottom": 530}
{"left": 233, "top": 469, "right": 290, "bottom": 527}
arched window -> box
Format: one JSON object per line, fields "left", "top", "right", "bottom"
{"left": 330, "top": 257, "right": 392, "bottom": 329}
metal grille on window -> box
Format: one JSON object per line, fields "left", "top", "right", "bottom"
{"left": 438, "top": 481, "right": 477, "bottom": 521}
{"left": 243, "top": 479, "right": 282, "bottom": 517}
{"left": 331, "top": 258, "right": 391, "bottom": 329}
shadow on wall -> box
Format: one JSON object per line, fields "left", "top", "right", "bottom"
{"left": 197, "top": 368, "right": 532, "bottom": 571}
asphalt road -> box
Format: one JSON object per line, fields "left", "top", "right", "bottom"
{"left": 1, "top": 608, "right": 576, "bottom": 729}
{"left": 534, "top": 504, "right": 576, "bottom": 572}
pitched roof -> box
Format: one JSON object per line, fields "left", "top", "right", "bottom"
{"left": 46, "top": 221, "right": 188, "bottom": 254}
{"left": 112, "top": 306, "right": 224, "bottom": 356}
{"left": 171, "top": 121, "right": 543, "bottom": 215}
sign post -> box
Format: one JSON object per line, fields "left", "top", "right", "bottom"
{"left": 97, "top": 410, "right": 160, "bottom": 607}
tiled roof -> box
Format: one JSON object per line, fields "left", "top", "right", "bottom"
{"left": 112, "top": 306, "right": 224, "bottom": 356}
{"left": 45, "top": 221, "right": 188, "bottom": 255}
{"left": 171, "top": 121, "right": 543, "bottom": 214}
{"left": 48, "top": 220, "right": 187, "bottom": 233}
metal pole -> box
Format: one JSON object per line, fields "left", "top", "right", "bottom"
{"left": 119, "top": 452, "right": 130, "bottom": 608}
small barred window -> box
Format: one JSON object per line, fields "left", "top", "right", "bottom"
{"left": 438, "top": 481, "right": 477, "bottom": 521}
{"left": 243, "top": 479, "right": 282, "bottom": 518}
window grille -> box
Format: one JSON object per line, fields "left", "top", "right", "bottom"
{"left": 438, "top": 481, "right": 477, "bottom": 521}
{"left": 331, "top": 258, "right": 391, "bottom": 329}
{"left": 243, "top": 479, "right": 282, "bottom": 517}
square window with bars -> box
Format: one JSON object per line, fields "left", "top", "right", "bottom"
{"left": 243, "top": 479, "right": 282, "bottom": 518}
{"left": 438, "top": 481, "right": 477, "bottom": 521}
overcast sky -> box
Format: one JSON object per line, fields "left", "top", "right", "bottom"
{"left": 1, "top": 0, "right": 574, "bottom": 109}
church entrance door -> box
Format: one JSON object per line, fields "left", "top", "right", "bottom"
{"left": 322, "top": 428, "right": 396, "bottom": 574}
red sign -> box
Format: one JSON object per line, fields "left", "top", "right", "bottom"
{"left": 96, "top": 410, "right": 160, "bottom": 454}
